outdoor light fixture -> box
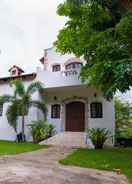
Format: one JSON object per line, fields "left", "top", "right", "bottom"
{"left": 54, "top": 96, "right": 57, "bottom": 101}
{"left": 94, "top": 93, "right": 97, "bottom": 98}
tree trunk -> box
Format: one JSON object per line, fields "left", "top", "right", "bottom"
{"left": 22, "top": 115, "right": 25, "bottom": 142}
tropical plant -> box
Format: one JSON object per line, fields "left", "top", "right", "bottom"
{"left": 87, "top": 128, "right": 110, "bottom": 149}
{"left": 28, "top": 120, "right": 54, "bottom": 143}
{"left": 0, "top": 79, "right": 47, "bottom": 141}
{"left": 55, "top": 0, "right": 132, "bottom": 99}
{"left": 116, "top": 128, "right": 132, "bottom": 139}
{"left": 114, "top": 97, "right": 131, "bottom": 128}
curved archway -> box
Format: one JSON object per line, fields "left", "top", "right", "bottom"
{"left": 65, "top": 62, "right": 82, "bottom": 70}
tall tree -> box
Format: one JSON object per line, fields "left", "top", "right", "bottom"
{"left": 114, "top": 97, "right": 131, "bottom": 128}
{"left": 0, "top": 79, "right": 47, "bottom": 141}
{"left": 55, "top": 0, "right": 132, "bottom": 99}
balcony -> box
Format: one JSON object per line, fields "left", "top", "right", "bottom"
{"left": 36, "top": 68, "right": 82, "bottom": 89}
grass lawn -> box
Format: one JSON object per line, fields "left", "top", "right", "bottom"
{"left": 0, "top": 140, "right": 48, "bottom": 155}
{"left": 60, "top": 148, "right": 132, "bottom": 183}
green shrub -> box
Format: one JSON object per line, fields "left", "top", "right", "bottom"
{"left": 87, "top": 128, "right": 110, "bottom": 149}
{"left": 28, "top": 120, "right": 54, "bottom": 143}
{"left": 116, "top": 128, "right": 132, "bottom": 139}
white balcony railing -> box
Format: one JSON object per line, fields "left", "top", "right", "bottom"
{"left": 61, "top": 69, "right": 79, "bottom": 77}
{"left": 37, "top": 68, "right": 82, "bottom": 88}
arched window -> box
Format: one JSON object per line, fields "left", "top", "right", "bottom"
{"left": 90, "top": 102, "right": 103, "bottom": 118}
{"left": 52, "top": 65, "right": 61, "bottom": 72}
{"left": 51, "top": 104, "right": 60, "bottom": 119}
{"left": 65, "top": 62, "right": 82, "bottom": 70}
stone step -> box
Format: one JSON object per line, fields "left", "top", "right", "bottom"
{"left": 39, "top": 132, "right": 94, "bottom": 148}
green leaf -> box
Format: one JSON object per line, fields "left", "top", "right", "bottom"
{"left": 55, "top": 0, "right": 132, "bottom": 99}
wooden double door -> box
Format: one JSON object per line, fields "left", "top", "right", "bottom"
{"left": 66, "top": 102, "right": 85, "bottom": 132}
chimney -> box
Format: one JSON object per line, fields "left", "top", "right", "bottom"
{"left": 39, "top": 49, "right": 48, "bottom": 70}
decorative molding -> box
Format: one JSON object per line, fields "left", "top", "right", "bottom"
{"left": 62, "top": 96, "right": 88, "bottom": 104}
{"left": 64, "top": 57, "right": 83, "bottom": 66}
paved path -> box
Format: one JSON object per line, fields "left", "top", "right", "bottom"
{"left": 0, "top": 147, "right": 128, "bottom": 184}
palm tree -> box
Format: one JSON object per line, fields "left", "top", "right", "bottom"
{"left": 0, "top": 79, "right": 47, "bottom": 141}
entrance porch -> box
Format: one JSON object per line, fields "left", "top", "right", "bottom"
{"left": 41, "top": 85, "right": 115, "bottom": 146}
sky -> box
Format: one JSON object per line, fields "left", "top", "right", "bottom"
{"left": 0, "top": 0, "right": 65, "bottom": 76}
{"left": 0, "top": 0, "right": 131, "bottom": 103}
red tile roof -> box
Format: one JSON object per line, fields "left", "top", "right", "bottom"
{"left": 8, "top": 65, "right": 24, "bottom": 73}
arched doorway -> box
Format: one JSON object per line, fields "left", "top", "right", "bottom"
{"left": 66, "top": 102, "right": 85, "bottom": 132}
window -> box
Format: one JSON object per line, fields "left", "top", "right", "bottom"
{"left": 52, "top": 65, "right": 61, "bottom": 72}
{"left": 11, "top": 70, "right": 17, "bottom": 75}
{"left": 90, "top": 102, "right": 103, "bottom": 118}
{"left": 51, "top": 104, "right": 60, "bottom": 119}
{"left": 0, "top": 104, "right": 3, "bottom": 116}
{"left": 65, "top": 62, "right": 82, "bottom": 70}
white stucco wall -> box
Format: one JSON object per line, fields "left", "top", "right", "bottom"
{"left": 37, "top": 47, "right": 85, "bottom": 89}
{"left": 37, "top": 69, "right": 82, "bottom": 89}
{"left": 47, "top": 104, "right": 62, "bottom": 134}
{"left": 42, "top": 47, "right": 75, "bottom": 72}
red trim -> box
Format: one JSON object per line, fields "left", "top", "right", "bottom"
{"left": 39, "top": 57, "right": 45, "bottom": 64}
{"left": 0, "top": 73, "right": 36, "bottom": 84}
{"left": 65, "top": 62, "right": 82, "bottom": 70}
{"left": 8, "top": 65, "right": 24, "bottom": 73}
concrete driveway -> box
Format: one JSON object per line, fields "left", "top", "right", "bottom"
{"left": 0, "top": 146, "right": 128, "bottom": 184}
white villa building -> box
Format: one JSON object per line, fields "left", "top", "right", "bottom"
{"left": 0, "top": 48, "right": 115, "bottom": 146}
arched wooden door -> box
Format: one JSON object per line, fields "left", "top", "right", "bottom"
{"left": 66, "top": 102, "right": 85, "bottom": 132}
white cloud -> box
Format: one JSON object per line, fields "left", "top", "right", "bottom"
{"left": 117, "top": 89, "right": 132, "bottom": 103}
{"left": 0, "top": 0, "right": 65, "bottom": 76}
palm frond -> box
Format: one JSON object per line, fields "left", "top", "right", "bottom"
{"left": 6, "top": 101, "right": 19, "bottom": 132}
{"left": 2, "top": 79, "right": 46, "bottom": 134}
{"left": 11, "top": 79, "right": 25, "bottom": 97}
{"left": 0, "top": 95, "right": 14, "bottom": 105}
{"left": 26, "top": 81, "right": 44, "bottom": 95}
{"left": 29, "top": 100, "right": 47, "bottom": 120}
